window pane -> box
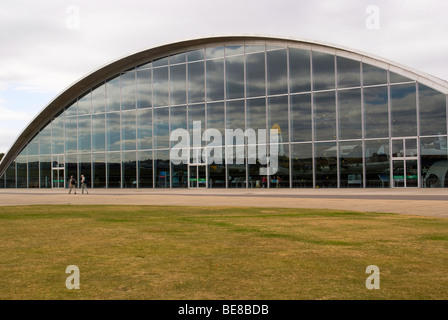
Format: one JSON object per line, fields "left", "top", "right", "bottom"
{"left": 337, "top": 57, "right": 360, "bottom": 88}
{"left": 92, "top": 114, "right": 106, "bottom": 152}
{"left": 312, "top": 52, "right": 335, "bottom": 91}
{"left": 291, "top": 143, "right": 313, "bottom": 187}
{"left": 106, "top": 76, "right": 120, "bottom": 112}
{"left": 65, "top": 154, "right": 77, "bottom": 188}
{"left": 39, "top": 125, "right": 52, "bottom": 155}
{"left": 364, "top": 86, "right": 389, "bottom": 138}
{"left": 207, "top": 102, "right": 225, "bottom": 138}
{"left": 122, "top": 110, "right": 136, "bottom": 151}
{"left": 16, "top": 157, "right": 27, "bottom": 188}
{"left": 390, "top": 83, "right": 417, "bottom": 137}
{"left": 339, "top": 141, "right": 363, "bottom": 188}
{"left": 419, "top": 84, "right": 447, "bottom": 136}
{"left": 79, "top": 153, "right": 91, "bottom": 189}
{"left": 247, "top": 98, "right": 266, "bottom": 133}
{"left": 225, "top": 45, "right": 244, "bottom": 56}
{"left": 206, "top": 59, "right": 224, "bottom": 101}
{"left": 78, "top": 115, "right": 91, "bottom": 153}
{"left": 121, "top": 71, "right": 136, "bottom": 111}
{"left": 65, "top": 117, "right": 77, "bottom": 153}
{"left": 154, "top": 150, "right": 170, "bottom": 188}
{"left": 246, "top": 52, "right": 265, "bottom": 98}
{"left": 106, "top": 113, "right": 121, "bottom": 151}
{"left": 78, "top": 92, "right": 91, "bottom": 115}
{"left": 93, "top": 153, "right": 106, "bottom": 188}
{"left": 289, "top": 48, "right": 311, "bottom": 93}
{"left": 421, "top": 137, "right": 448, "bottom": 188}
{"left": 52, "top": 116, "right": 64, "bottom": 154}
{"left": 153, "top": 107, "right": 169, "bottom": 149}
{"left": 137, "top": 109, "right": 152, "bottom": 150}
{"left": 225, "top": 55, "right": 244, "bottom": 99}
{"left": 315, "top": 142, "right": 337, "bottom": 188}
{"left": 365, "top": 139, "right": 390, "bottom": 188}
{"left": 92, "top": 83, "right": 105, "bottom": 114}
{"left": 187, "top": 49, "right": 205, "bottom": 62}
{"left": 363, "top": 63, "right": 387, "bottom": 86}
{"left": 170, "top": 64, "right": 186, "bottom": 106}
{"left": 138, "top": 150, "right": 153, "bottom": 188}
{"left": 122, "top": 151, "right": 137, "bottom": 188}
{"left": 153, "top": 67, "right": 169, "bottom": 107}
{"left": 290, "top": 94, "right": 312, "bottom": 142}
{"left": 268, "top": 96, "right": 288, "bottom": 144}
{"left": 390, "top": 71, "right": 412, "bottom": 84}
{"left": 338, "top": 89, "right": 362, "bottom": 140}
{"left": 226, "top": 100, "right": 245, "bottom": 133}
{"left": 65, "top": 101, "right": 78, "bottom": 117}
{"left": 107, "top": 152, "right": 121, "bottom": 188}
{"left": 6, "top": 161, "right": 16, "bottom": 188}
{"left": 137, "top": 69, "right": 152, "bottom": 109}
{"left": 170, "top": 52, "right": 186, "bottom": 64}
{"left": 40, "top": 156, "right": 51, "bottom": 188}
{"left": 206, "top": 46, "right": 224, "bottom": 59}
{"left": 188, "top": 61, "right": 205, "bottom": 104}
{"left": 28, "top": 156, "right": 39, "bottom": 188}
{"left": 188, "top": 104, "right": 205, "bottom": 148}
{"left": 28, "top": 134, "right": 39, "bottom": 156}
{"left": 267, "top": 49, "right": 288, "bottom": 96}
{"left": 314, "top": 91, "right": 336, "bottom": 141}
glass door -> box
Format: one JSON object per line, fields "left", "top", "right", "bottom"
{"left": 52, "top": 155, "right": 65, "bottom": 188}
{"left": 188, "top": 165, "right": 207, "bottom": 188}
{"left": 391, "top": 138, "right": 419, "bottom": 187}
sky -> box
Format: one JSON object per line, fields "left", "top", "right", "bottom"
{"left": 1, "top": 0, "right": 448, "bottom": 154}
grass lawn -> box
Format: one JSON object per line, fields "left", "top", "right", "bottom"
{"left": 0, "top": 205, "right": 447, "bottom": 300}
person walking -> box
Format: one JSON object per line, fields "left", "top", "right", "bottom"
{"left": 68, "top": 176, "right": 76, "bottom": 194}
{"left": 81, "top": 174, "right": 89, "bottom": 194}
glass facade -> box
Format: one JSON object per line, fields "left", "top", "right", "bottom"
{"left": 1, "top": 39, "right": 448, "bottom": 189}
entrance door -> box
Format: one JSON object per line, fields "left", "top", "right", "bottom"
{"left": 391, "top": 138, "right": 419, "bottom": 187}
{"left": 52, "top": 155, "right": 65, "bottom": 188}
{"left": 188, "top": 165, "right": 207, "bottom": 188}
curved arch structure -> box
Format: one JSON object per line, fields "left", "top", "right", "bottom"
{"left": 1, "top": 35, "right": 447, "bottom": 189}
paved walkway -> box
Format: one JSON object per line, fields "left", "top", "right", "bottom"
{"left": 0, "top": 188, "right": 447, "bottom": 218}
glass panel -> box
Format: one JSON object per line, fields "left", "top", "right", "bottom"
{"left": 188, "top": 61, "right": 205, "bottom": 103}
{"left": 170, "top": 52, "right": 186, "bottom": 64}
{"left": 390, "top": 71, "right": 412, "bottom": 84}
{"left": 153, "top": 57, "right": 168, "bottom": 68}
{"left": 16, "top": 157, "right": 27, "bottom": 188}
{"left": 225, "top": 55, "right": 245, "bottom": 100}
{"left": 28, "top": 135, "right": 39, "bottom": 156}
{"left": 93, "top": 153, "right": 106, "bottom": 188}
{"left": 52, "top": 116, "right": 64, "bottom": 154}
{"left": 137, "top": 109, "right": 152, "bottom": 150}
{"left": 289, "top": 48, "right": 311, "bottom": 93}
{"left": 187, "top": 49, "right": 205, "bottom": 62}
{"left": 172, "top": 162, "right": 187, "bottom": 188}
{"left": 291, "top": 143, "right": 313, "bottom": 187}
{"left": 206, "top": 46, "right": 225, "bottom": 59}
{"left": 65, "top": 154, "right": 78, "bottom": 188}
{"left": 122, "top": 151, "right": 137, "bottom": 188}
{"left": 39, "top": 156, "right": 51, "bottom": 188}
{"left": 290, "top": 94, "right": 312, "bottom": 142}
{"left": 315, "top": 142, "right": 337, "bottom": 188}
{"left": 39, "top": 125, "right": 52, "bottom": 155}
{"left": 170, "top": 64, "right": 186, "bottom": 106}
{"left": 206, "top": 59, "right": 224, "bottom": 102}
{"left": 78, "top": 92, "right": 91, "bottom": 115}
{"left": 246, "top": 52, "right": 265, "bottom": 98}
{"left": 107, "top": 152, "right": 121, "bottom": 188}
{"left": 405, "top": 138, "right": 417, "bottom": 157}
{"left": 79, "top": 153, "right": 91, "bottom": 189}
{"left": 365, "top": 139, "right": 390, "bottom": 188}
{"left": 92, "top": 114, "right": 106, "bottom": 152}
{"left": 364, "top": 86, "right": 389, "bottom": 138}
{"left": 208, "top": 146, "right": 225, "bottom": 188}
{"left": 421, "top": 137, "right": 448, "bottom": 188}
{"left": 227, "top": 145, "right": 246, "bottom": 188}
{"left": 188, "top": 104, "right": 205, "bottom": 148}
{"left": 363, "top": 63, "right": 387, "bottom": 86}
{"left": 106, "top": 113, "right": 121, "bottom": 151}
{"left": 314, "top": 91, "right": 336, "bottom": 141}
{"left": 121, "top": 110, "right": 136, "bottom": 151}
{"left": 189, "top": 165, "right": 197, "bottom": 188}
{"left": 170, "top": 105, "right": 187, "bottom": 132}
{"left": 419, "top": 84, "right": 447, "bottom": 136}
{"left": 207, "top": 102, "right": 225, "bottom": 138}
{"left": 65, "top": 116, "right": 77, "bottom": 153}
{"left": 106, "top": 76, "right": 120, "bottom": 112}
{"left": 392, "top": 160, "right": 405, "bottom": 187}
{"left": 153, "top": 107, "right": 169, "bottom": 149}
{"left": 154, "top": 150, "right": 170, "bottom": 188}
{"left": 121, "top": 71, "right": 136, "bottom": 111}
{"left": 65, "top": 101, "right": 78, "bottom": 117}
{"left": 138, "top": 150, "right": 153, "bottom": 188}
{"left": 225, "top": 45, "right": 244, "bottom": 56}
{"left": 390, "top": 83, "right": 417, "bottom": 137}
{"left": 267, "top": 49, "right": 288, "bottom": 96}
{"left": 268, "top": 96, "right": 289, "bottom": 144}
{"left": 92, "top": 83, "right": 105, "bottom": 114}
{"left": 136, "top": 69, "right": 152, "bottom": 109}
{"left": 338, "top": 89, "right": 362, "bottom": 140}
{"left": 272, "top": 144, "right": 289, "bottom": 188}
{"left": 312, "top": 51, "right": 335, "bottom": 91}
{"left": 406, "top": 160, "right": 418, "bottom": 187}
{"left": 337, "top": 57, "right": 360, "bottom": 88}
{"left": 78, "top": 115, "right": 91, "bottom": 153}
{"left": 247, "top": 98, "right": 266, "bottom": 133}
{"left": 153, "top": 67, "right": 169, "bottom": 107}
{"left": 339, "top": 141, "right": 363, "bottom": 188}
{"left": 392, "top": 139, "right": 404, "bottom": 157}
{"left": 245, "top": 44, "right": 265, "bottom": 54}
{"left": 0, "top": 174, "right": 5, "bottom": 189}
{"left": 226, "top": 99, "right": 245, "bottom": 133}
{"left": 5, "top": 162, "right": 16, "bottom": 188}
{"left": 28, "top": 156, "right": 39, "bottom": 188}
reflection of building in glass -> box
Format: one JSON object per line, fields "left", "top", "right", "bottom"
{"left": 1, "top": 36, "right": 448, "bottom": 189}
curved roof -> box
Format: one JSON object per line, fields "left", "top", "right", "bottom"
{"left": 1, "top": 35, "right": 448, "bottom": 176}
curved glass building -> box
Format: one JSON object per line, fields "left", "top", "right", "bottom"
{"left": 1, "top": 36, "right": 448, "bottom": 189}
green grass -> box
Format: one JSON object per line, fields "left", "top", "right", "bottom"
{"left": 0, "top": 205, "right": 447, "bottom": 300}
